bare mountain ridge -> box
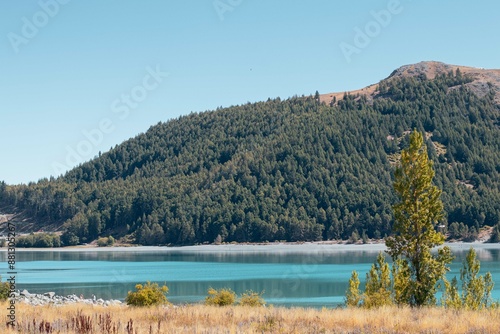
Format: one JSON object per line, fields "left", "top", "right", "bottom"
{"left": 320, "top": 61, "right": 500, "bottom": 106}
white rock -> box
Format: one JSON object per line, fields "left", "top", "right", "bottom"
{"left": 44, "top": 292, "right": 56, "bottom": 298}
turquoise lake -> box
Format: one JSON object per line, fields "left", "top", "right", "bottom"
{"left": 1, "top": 244, "right": 500, "bottom": 307}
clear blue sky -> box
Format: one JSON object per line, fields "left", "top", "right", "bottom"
{"left": 1, "top": 0, "right": 499, "bottom": 185}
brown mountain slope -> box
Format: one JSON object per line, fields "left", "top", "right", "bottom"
{"left": 320, "top": 61, "right": 500, "bottom": 105}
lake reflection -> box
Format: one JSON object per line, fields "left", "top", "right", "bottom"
{"left": 1, "top": 244, "right": 500, "bottom": 308}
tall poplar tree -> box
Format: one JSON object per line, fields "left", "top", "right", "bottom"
{"left": 386, "top": 130, "right": 453, "bottom": 306}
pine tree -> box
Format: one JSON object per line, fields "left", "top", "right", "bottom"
{"left": 490, "top": 224, "right": 500, "bottom": 243}
{"left": 386, "top": 130, "right": 453, "bottom": 306}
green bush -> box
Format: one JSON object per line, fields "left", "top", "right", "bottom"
{"left": 96, "top": 237, "right": 108, "bottom": 247}
{"left": 125, "top": 281, "right": 169, "bottom": 306}
{"left": 97, "top": 236, "right": 115, "bottom": 247}
{"left": 61, "top": 231, "right": 79, "bottom": 246}
{"left": 16, "top": 233, "right": 61, "bottom": 248}
{"left": 238, "top": 290, "right": 265, "bottom": 307}
{"left": 0, "top": 276, "right": 10, "bottom": 301}
{"left": 204, "top": 288, "right": 236, "bottom": 306}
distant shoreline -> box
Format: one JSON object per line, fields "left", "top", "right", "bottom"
{"left": 5, "top": 241, "right": 500, "bottom": 252}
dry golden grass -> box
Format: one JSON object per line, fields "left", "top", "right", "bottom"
{"left": 2, "top": 302, "right": 500, "bottom": 333}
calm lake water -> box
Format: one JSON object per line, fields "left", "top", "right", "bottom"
{"left": 1, "top": 244, "right": 500, "bottom": 308}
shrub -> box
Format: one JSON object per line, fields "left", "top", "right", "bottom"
{"left": 97, "top": 236, "right": 115, "bottom": 247}
{"left": 0, "top": 276, "right": 10, "bottom": 301}
{"left": 205, "top": 288, "right": 236, "bottom": 306}
{"left": 61, "top": 231, "right": 79, "bottom": 246}
{"left": 16, "top": 233, "right": 61, "bottom": 248}
{"left": 125, "top": 282, "right": 169, "bottom": 306}
{"left": 97, "top": 237, "right": 108, "bottom": 247}
{"left": 238, "top": 290, "right": 265, "bottom": 307}
{"left": 97, "top": 237, "right": 109, "bottom": 247}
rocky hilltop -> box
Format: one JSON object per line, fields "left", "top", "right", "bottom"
{"left": 320, "top": 61, "right": 500, "bottom": 106}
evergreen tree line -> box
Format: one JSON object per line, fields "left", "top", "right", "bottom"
{"left": 1, "top": 70, "right": 500, "bottom": 246}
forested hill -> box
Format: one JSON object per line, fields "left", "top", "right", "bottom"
{"left": 1, "top": 62, "right": 500, "bottom": 246}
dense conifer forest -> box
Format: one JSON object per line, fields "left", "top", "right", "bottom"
{"left": 1, "top": 69, "right": 500, "bottom": 246}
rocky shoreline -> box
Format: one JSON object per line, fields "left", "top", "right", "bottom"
{"left": 13, "top": 289, "right": 123, "bottom": 307}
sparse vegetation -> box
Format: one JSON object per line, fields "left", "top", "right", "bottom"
{"left": 125, "top": 282, "right": 169, "bottom": 307}
{"left": 238, "top": 290, "right": 265, "bottom": 307}
{"left": 204, "top": 288, "right": 265, "bottom": 307}
{"left": 3, "top": 302, "right": 500, "bottom": 334}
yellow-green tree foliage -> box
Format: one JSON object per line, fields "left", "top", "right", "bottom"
{"left": 392, "top": 258, "right": 411, "bottom": 306}
{"left": 442, "top": 276, "right": 462, "bottom": 309}
{"left": 125, "top": 281, "right": 169, "bottom": 306}
{"left": 345, "top": 131, "right": 496, "bottom": 309}
{"left": 346, "top": 253, "right": 393, "bottom": 308}
{"left": 363, "top": 253, "right": 393, "bottom": 308}
{"left": 345, "top": 271, "right": 361, "bottom": 307}
{"left": 386, "top": 130, "right": 453, "bottom": 307}
{"left": 238, "top": 290, "right": 265, "bottom": 307}
{"left": 204, "top": 288, "right": 236, "bottom": 306}
{"left": 97, "top": 237, "right": 109, "bottom": 247}
{"left": 443, "top": 248, "right": 494, "bottom": 310}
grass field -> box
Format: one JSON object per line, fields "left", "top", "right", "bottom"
{"left": 3, "top": 302, "right": 500, "bottom": 333}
